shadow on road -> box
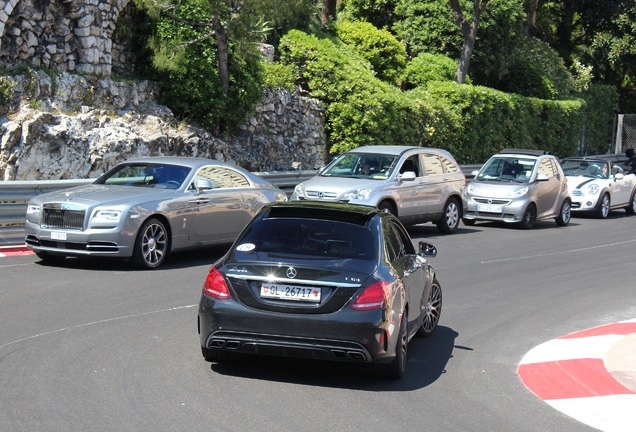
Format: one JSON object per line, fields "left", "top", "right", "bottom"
{"left": 208, "top": 326, "right": 461, "bottom": 391}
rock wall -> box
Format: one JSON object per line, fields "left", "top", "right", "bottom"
{"left": 0, "top": 0, "right": 133, "bottom": 77}
{"left": 0, "top": 71, "right": 327, "bottom": 180}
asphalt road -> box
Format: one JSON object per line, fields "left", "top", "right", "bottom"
{"left": 1, "top": 211, "right": 635, "bottom": 432}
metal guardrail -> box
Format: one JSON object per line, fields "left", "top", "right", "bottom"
{"left": 0, "top": 166, "right": 480, "bottom": 247}
{"left": 0, "top": 171, "right": 318, "bottom": 246}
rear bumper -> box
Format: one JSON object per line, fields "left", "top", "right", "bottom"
{"left": 198, "top": 296, "right": 399, "bottom": 364}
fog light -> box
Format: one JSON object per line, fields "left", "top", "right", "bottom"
{"left": 586, "top": 201, "right": 593, "bottom": 207}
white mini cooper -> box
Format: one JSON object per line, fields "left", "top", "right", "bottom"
{"left": 561, "top": 157, "right": 636, "bottom": 218}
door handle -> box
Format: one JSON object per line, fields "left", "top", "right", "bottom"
{"left": 188, "top": 198, "right": 210, "bottom": 204}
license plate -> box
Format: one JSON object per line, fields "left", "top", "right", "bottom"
{"left": 51, "top": 231, "right": 67, "bottom": 240}
{"left": 477, "top": 204, "right": 503, "bottom": 213}
{"left": 260, "top": 284, "right": 321, "bottom": 302}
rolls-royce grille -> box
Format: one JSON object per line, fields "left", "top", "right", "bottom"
{"left": 42, "top": 208, "right": 85, "bottom": 230}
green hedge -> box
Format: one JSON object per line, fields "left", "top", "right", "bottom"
{"left": 279, "top": 30, "right": 587, "bottom": 163}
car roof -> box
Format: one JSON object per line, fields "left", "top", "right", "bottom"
{"left": 119, "top": 156, "right": 241, "bottom": 171}
{"left": 497, "top": 149, "right": 551, "bottom": 157}
{"left": 347, "top": 145, "right": 456, "bottom": 159}
{"left": 262, "top": 201, "right": 384, "bottom": 226}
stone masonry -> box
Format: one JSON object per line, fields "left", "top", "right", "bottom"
{"left": 0, "top": 0, "right": 328, "bottom": 179}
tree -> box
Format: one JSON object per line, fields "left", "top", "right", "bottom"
{"left": 448, "top": 0, "right": 489, "bottom": 84}
{"left": 322, "top": 0, "right": 338, "bottom": 26}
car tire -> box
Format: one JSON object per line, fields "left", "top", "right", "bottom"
{"left": 555, "top": 199, "right": 572, "bottom": 226}
{"left": 462, "top": 218, "right": 476, "bottom": 226}
{"left": 132, "top": 218, "right": 169, "bottom": 269}
{"left": 374, "top": 312, "right": 408, "bottom": 380}
{"left": 518, "top": 203, "right": 537, "bottom": 229}
{"left": 436, "top": 198, "right": 461, "bottom": 233}
{"left": 626, "top": 191, "right": 636, "bottom": 215}
{"left": 35, "top": 251, "right": 66, "bottom": 263}
{"left": 378, "top": 200, "right": 397, "bottom": 216}
{"left": 595, "top": 193, "right": 610, "bottom": 219}
{"left": 416, "top": 279, "right": 442, "bottom": 338}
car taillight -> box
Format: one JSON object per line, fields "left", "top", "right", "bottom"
{"left": 203, "top": 268, "right": 231, "bottom": 300}
{"left": 351, "top": 281, "right": 389, "bottom": 310}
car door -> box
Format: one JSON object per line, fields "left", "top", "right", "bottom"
{"left": 385, "top": 218, "right": 426, "bottom": 334}
{"left": 419, "top": 153, "right": 446, "bottom": 217}
{"left": 187, "top": 165, "right": 249, "bottom": 243}
{"left": 536, "top": 158, "right": 561, "bottom": 216}
{"left": 393, "top": 154, "right": 427, "bottom": 222}
{"left": 610, "top": 164, "right": 633, "bottom": 205}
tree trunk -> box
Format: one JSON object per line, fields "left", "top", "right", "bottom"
{"left": 524, "top": 0, "right": 538, "bottom": 35}
{"left": 449, "top": 0, "right": 489, "bottom": 84}
{"left": 212, "top": 15, "right": 230, "bottom": 96}
{"left": 322, "top": 0, "right": 337, "bottom": 27}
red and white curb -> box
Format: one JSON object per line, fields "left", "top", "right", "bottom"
{"left": 0, "top": 246, "right": 33, "bottom": 257}
{"left": 518, "top": 320, "right": 636, "bottom": 432}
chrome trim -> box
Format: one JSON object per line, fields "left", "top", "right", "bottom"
{"left": 227, "top": 274, "right": 359, "bottom": 288}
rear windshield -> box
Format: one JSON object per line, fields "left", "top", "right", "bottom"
{"left": 234, "top": 218, "right": 376, "bottom": 260}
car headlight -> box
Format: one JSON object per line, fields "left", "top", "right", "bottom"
{"left": 342, "top": 188, "right": 373, "bottom": 201}
{"left": 26, "top": 204, "right": 41, "bottom": 215}
{"left": 507, "top": 186, "right": 529, "bottom": 198}
{"left": 26, "top": 204, "right": 41, "bottom": 223}
{"left": 294, "top": 183, "right": 306, "bottom": 198}
{"left": 91, "top": 209, "right": 122, "bottom": 224}
{"left": 466, "top": 184, "right": 476, "bottom": 195}
{"left": 586, "top": 184, "right": 600, "bottom": 195}
{"left": 274, "top": 191, "right": 288, "bottom": 202}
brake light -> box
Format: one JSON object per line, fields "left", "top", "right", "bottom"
{"left": 203, "top": 268, "right": 231, "bottom": 300}
{"left": 351, "top": 281, "right": 389, "bottom": 310}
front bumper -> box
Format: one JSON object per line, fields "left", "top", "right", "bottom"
{"left": 24, "top": 220, "right": 136, "bottom": 257}
{"left": 463, "top": 197, "right": 528, "bottom": 223}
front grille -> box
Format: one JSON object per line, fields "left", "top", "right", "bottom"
{"left": 42, "top": 207, "right": 85, "bottom": 230}
{"left": 474, "top": 198, "right": 510, "bottom": 205}
{"left": 305, "top": 191, "right": 339, "bottom": 200}
{"left": 571, "top": 190, "right": 583, "bottom": 197}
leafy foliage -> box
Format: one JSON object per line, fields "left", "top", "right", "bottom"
{"left": 487, "top": 37, "right": 576, "bottom": 100}
{"left": 334, "top": 21, "right": 407, "bottom": 85}
{"left": 403, "top": 53, "right": 470, "bottom": 89}
{"left": 262, "top": 62, "right": 297, "bottom": 91}
{"left": 278, "top": 29, "right": 586, "bottom": 162}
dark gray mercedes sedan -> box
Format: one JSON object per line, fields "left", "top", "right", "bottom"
{"left": 198, "top": 201, "right": 442, "bottom": 379}
{"left": 24, "top": 157, "right": 287, "bottom": 269}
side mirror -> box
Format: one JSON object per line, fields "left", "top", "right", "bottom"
{"left": 615, "top": 173, "right": 624, "bottom": 180}
{"left": 399, "top": 171, "right": 417, "bottom": 181}
{"left": 418, "top": 242, "right": 437, "bottom": 257}
{"left": 537, "top": 174, "right": 550, "bottom": 181}
{"left": 471, "top": 170, "right": 479, "bottom": 176}
{"left": 195, "top": 178, "right": 214, "bottom": 192}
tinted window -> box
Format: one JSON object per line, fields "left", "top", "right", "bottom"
{"left": 383, "top": 218, "right": 403, "bottom": 261}
{"left": 98, "top": 163, "right": 190, "bottom": 188}
{"left": 421, "top": 154, "right": 444, "bottom": 176}
{"left": 538, "top": 159, "right": 558, "bottom": 177}
{"left": 194, "top": 166, "right": 250, "bottom": 188}
{"left": 440, "top": 156, "right": 459, "bottom": 173}
{"left": 399, "top": 155, "right": 421, "bottom": 176}
{"left": 235, "top": 218, "right": 376, "bottom": 260}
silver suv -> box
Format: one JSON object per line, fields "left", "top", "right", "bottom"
{"left": 463, "top": 149, "right": 571, "bottom": 229}
{"left": 291, "top": 145, "right": 467, "bottom": 233}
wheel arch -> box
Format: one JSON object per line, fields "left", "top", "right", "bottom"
{"left": 139, "top": 213, "right": 173, "bottom": 253}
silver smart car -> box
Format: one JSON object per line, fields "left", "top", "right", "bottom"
{"left": 462, "top": 149, "right": 571, "bottom": 229}
{"left": 290, "top": 145, "right": 467, "bottom": 233}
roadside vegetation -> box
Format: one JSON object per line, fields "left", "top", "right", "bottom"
{"left": 122, "top": 0, "right": 634, "bottom": 162}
